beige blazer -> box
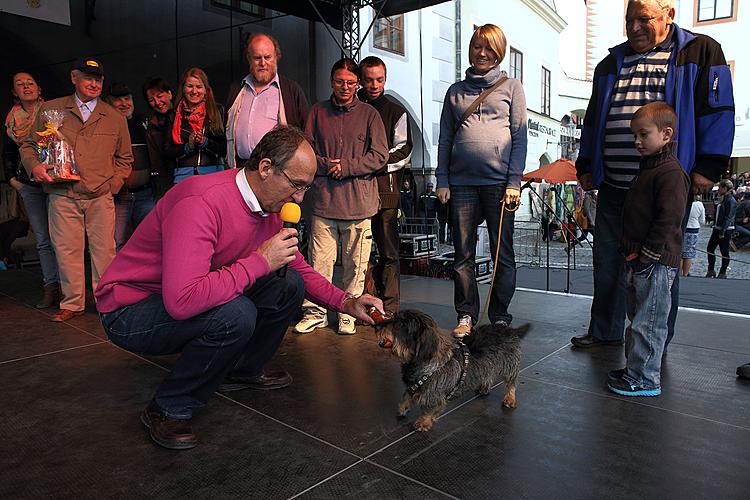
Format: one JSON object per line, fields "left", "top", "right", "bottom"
{"left": 20, "top": 94, "right": 133, "bottom": 199}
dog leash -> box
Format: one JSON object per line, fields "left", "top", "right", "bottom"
{"left": 479, "top": 199, "right": 520, "bottom": 326}
{"left": 445, "top": 340, "right": 470, "bottom": 400}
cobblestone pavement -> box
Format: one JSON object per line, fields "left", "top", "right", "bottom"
{"left": 435, "top": 222, "right": 750, "bottom": 280}
{"left": 511, "top": 222, "right": 750, "bottom": 280}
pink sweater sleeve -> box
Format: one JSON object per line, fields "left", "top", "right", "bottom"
{"left": 160, "top": 197, "right": 270, "bottom": 320}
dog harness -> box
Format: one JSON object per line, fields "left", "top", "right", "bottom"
{"left": 408, "top": 340, "right": 470, "bottom": 400}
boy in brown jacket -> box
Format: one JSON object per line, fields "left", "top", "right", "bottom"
{"left": 608, "top": 102, "right": 688, "bottom": 397}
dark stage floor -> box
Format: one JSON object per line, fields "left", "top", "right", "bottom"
{"left": 1, "top": 268, "right": 749, "bottom": 499}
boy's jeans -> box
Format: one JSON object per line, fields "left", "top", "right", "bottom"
{"left": 623, "top": 260, "right": 677, "bottom": 389}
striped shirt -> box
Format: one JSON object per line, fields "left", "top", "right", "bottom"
{"left": 603, "top": 29, "right": 674, "bottom": 189}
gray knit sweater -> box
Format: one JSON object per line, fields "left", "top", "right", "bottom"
{"left": 305, "top": 96, "right": 388, "bottom": 220}
{"left": 436, "top": 66, "right": 528, "bottom": 189}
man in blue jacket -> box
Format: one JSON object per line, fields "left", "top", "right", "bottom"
{"left": 572, "top": 0, "right": 734, "bottom": 349}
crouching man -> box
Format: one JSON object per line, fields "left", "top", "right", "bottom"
{"left": 95, "top": 126, "right": 383, "bottom": 450}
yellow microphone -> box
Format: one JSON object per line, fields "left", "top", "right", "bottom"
{"left": 278, "top": 202, "right": 301, "bottom": 277}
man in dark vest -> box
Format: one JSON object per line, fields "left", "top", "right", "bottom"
{"left": 418, "top": 182, "right": 439, "bottom": 225}
{"left": 358, "top": 56, "right": 413, "bottom": 316}
{"left": 105, "top": 82, "right": 156, "bottom": 250}
{"left": 400, "top": 177, "right": 415, "bottom": 219}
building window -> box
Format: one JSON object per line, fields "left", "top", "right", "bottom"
{"left": 211, "top": 0, "right": 264, "bottom": 17}
{"left": 694, "top": 0, "right": 738, "bottom": 25}
{"left": 541, "top": 67, "right": 551, "bottom": 116}
{"left": 509, "top": 47, "right": 523, "bottom": 82}
{"left": 374, "top": 15, "right": 405, "bottom": 55}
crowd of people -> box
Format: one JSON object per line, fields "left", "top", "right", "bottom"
{"left": 1, "top": 0, "right": 747, "bottom": 450}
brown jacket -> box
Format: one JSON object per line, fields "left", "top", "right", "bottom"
{"left": 621, "top": 145, "right": 689, "bottom": 268}
{"left": 20, "top": 95, "right": 133, "bottom": 199}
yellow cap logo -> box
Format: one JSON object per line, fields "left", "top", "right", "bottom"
{"left": 86, "top": 60, "right": 99, "bottom": 68}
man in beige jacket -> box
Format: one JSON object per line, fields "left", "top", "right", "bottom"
{"left": 21, "top": 57, "right": 132, "bottom": 322}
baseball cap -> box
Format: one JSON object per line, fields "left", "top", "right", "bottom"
{"left": 72, "top": 57, "right": 104, "bottom": 77}
{"left": 108, "top": 82, "right": 132, "bottom": 97}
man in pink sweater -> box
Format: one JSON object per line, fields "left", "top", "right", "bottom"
{"left": 96, "top": 127, "right": 383, "bottom": 450}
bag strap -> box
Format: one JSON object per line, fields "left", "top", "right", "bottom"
{"left": 454, "top": 76, "right": 508, "bottom": 134}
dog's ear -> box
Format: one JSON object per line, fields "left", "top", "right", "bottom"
{"left": 410, "top": 313, "right": 441, "bottom": 365}
{"left": 512, "top": 323, "right": 532, "bottom": 338}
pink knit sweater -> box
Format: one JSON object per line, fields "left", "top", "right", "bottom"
{"left": 96, "top": 169, "right": 346, "bottom": 320}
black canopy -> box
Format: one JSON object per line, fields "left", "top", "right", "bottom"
{"left": 248, "top": 0, "right": 451, "bottom": 30}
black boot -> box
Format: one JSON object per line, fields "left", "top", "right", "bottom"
{"left": 35, "top": 282, "right": 61, "bottom": 309}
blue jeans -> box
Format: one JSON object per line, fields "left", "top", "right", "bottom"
{"left": 450, "top": 185, "right": 516, "bottom": 325}
{"left": 623, "top": 261, "right": 677, "bottom": 389}
{"left": 588, "top": 184, "right": 680, "bottom": 344}
{"left": 100, "top": 269, "right": 304, "bottom": 419}
{"left": 734, "top": 224, "right": 750, "bottom": 248}
{"left": 18, "top": 183, "right": 59, "bottom": 285}
{"left": 114, "top": 188, "right": 155, "bottom": 251}
{"left": 588, "top": 184, "right": 628, "bottom": 341}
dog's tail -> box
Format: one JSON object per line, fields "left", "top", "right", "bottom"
{"left": 514, "top": 323, "right": 532, "bottom": 339}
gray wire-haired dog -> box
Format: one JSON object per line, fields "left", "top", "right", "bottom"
{"left": 378, "top": 309, "right": 530, "bottom": 431}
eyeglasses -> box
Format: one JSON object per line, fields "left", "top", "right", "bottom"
{"left": 280, "top": 169, "right": 312, "bottom": 194}
{"left": 333, "top": 79, "right": 358, "bottom": 88}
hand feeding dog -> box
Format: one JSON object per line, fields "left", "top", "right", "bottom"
{"left": 377, "top": 309, "right": 530, "bottom": 432}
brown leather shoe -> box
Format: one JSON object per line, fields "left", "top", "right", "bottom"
{"left": 36, "top": 282, "right": 61, "bottom": 309}
{"left": 218, "top": 370, "right": 293, "bottom": 392}
{"left": 140, "top": 402, "right": 197, "bottom": 450}
{"left": 50, "top": 309, "right": 84, "bottom": 322}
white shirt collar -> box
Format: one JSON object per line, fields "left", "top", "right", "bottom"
{"left": 242, "top": 73, "right": 280, "bottom": 95}
{"left": 235, "top": 169, "right": 267, "bottom": 216}
{"left": 74, "top": 94, "right": 98, "bottom": 112}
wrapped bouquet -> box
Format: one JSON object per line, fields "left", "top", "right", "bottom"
{"left": 37, "top": 109, "right": 80, "bottom": 182}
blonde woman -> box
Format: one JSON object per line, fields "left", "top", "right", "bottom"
{"left": 436, "top": 24, "right": 528, "bottom": 337}
{"left": 163, "top": 68, "right": 226, "bottom": 183}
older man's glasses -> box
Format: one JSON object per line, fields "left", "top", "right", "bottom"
{"left": 280, "top": 169, "right": 312, "bottom": 194}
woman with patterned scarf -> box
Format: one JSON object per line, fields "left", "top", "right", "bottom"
{"left": 2, "top": 71, "right": 60, "bottom": 308}
{"left": 163, "top": 68, "right": 226, "bottom": 183}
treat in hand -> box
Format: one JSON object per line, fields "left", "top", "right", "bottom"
{"left": 370, "top": 307, "right": 393, "bottom": 348}
{"left": 368, "top": 306, "right": 389, "bottom": 328}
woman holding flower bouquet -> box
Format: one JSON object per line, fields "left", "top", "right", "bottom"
{"left": 163, "top": 68, "right": 226, "bottom": 183}
{"left": 2, "top": 71, "right": 60, "bottom": 308}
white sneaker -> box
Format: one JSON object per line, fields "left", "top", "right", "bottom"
{"left": 294, "top": 314, "right": 328, "bottom": 334}
{"left": 453, "top": 315, "right": 473, "bottom": 338}
{"left": 338, "top": 315, "right": 357, "bottom": 335}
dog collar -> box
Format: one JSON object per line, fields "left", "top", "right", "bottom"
{"left": 407, "top": 340, "right": 470, "bottom": 399}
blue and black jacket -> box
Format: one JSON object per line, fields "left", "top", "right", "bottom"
{"left": 576, "top": 23, "right": 735, "bottom": 187}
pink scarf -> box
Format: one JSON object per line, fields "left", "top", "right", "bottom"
{"left": 4, "top": 101, "right": 42, "bottom": 145}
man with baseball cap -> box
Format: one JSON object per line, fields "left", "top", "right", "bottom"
{"left": 105, "top": 82, "right": 156, "bottom": 250}
{"left": 20, "top": 56, "right": 132, "bottom": 322}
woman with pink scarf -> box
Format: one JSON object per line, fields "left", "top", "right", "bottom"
{"left": 2, "top": 72, "right": 60, "bottom": 308}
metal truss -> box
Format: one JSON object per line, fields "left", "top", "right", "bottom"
{"left": 308, "top": 0, "right": 387, "bottom": 61}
